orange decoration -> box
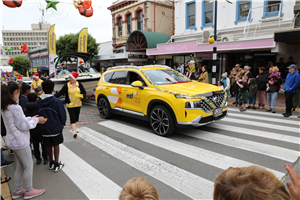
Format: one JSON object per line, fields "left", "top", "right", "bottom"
{"left": 73, "top": 0, "right": 93, "bottom": 18}
{"left": 2, "top": 0, "right": 23, "bottom": 8}
{"left": 82, "top": 0, "right": 91, "bottom": 9}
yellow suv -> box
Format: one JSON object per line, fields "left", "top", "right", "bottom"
{"left": 95, "top": 65, "right": 228, "bottom": 136}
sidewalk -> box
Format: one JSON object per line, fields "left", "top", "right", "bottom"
{"left": 228, "top": 91, "right": 300, "bottom": 113}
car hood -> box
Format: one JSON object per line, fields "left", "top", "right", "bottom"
{"left": 155, "top": 82, "right": 223, "bottom": 96}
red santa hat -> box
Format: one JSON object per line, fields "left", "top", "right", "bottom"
{"left": 33, "top": 72, "right": 39, "bottom": 79}
{"left": 17, "top": 76, "right": 23, "bottom": 81}
{"left": 69, "top": 71, "right": 79, "bottom": 80}
{"left": 80, "top": 60, "right": 84, "bottom": 64}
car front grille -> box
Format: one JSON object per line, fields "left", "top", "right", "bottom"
{"left": 197, "top": 93, "right": 225, "bottom": 113}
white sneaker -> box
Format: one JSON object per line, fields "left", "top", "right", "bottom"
{"left": 53, "top": 162, "right": 64, "bottom": 173}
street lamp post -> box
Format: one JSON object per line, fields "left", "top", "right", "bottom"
{"left": 212, "top": 0, "right": 218, "bottom": 85}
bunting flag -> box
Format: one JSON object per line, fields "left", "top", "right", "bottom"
{"left": 27, "top": 70, "right": 29, "bottom": 77}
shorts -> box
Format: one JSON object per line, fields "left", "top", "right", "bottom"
{"left": 43, "top": 133, "right": 64, "bottom": 146}
{"left": 67, "top": 107, "right": 81, "bottom": 124}
{"left": 239, "top": 91, "right": 249, "bottom": 104}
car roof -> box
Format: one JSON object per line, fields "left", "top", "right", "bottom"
{"left": 106, "top": 65, "right": 171, "bottom": 72}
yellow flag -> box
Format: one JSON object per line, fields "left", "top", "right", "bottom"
{"left": 26, "top": 70, "right": 29, "bottom": 77}
{"left": 78, "top": 28, "right": 88, "bottom": 53}
{"left": 48, "top": 24, "right": 57, "bottom": 77}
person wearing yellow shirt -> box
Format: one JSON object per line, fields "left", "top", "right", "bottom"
{"left": 54, "top": 71, "right": 86, "bottom": 139}
{"left": 31, "top": 73, "right": 44, "bottom": 96}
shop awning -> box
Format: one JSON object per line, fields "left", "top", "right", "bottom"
{"left": 274, "top": 30, "right": 300, "bottom": 45}
{"left": 126, "top": 30, "right": 170, "bottom": 52}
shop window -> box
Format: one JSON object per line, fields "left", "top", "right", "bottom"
{"left": 186, "top": 1, "right": 196, "bottom": 30}
{"left": 235, "top": 1, "right": 252, "bottom": 25}
{"left": 137, "top": 10, "right": 143, "bottom": 30}
{"left": 262, "top": 0, "right": 283, "bottom": 19}
{"left": 118, "top": 17, "right": 122, "bottom": 37}
{"left": 201, "top": 0, "right": 214, "bottom": 29}
{"left": 127, "top": 14, "right": 132, "bottom": 35}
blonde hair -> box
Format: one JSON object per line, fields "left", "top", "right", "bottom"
{"left": 272, "top": 66, "right": 279, "bottom": 72}
{"left": 242, "top": 75, "right": 248, "bottom": 80}
{"left": 119, "top": 177, "right": 159, "bottom": 200}
{"left": 244, "top": 66, "right": 251, "bottom": 71}
{"left": 213, "top": 166, "right": 290, "bottom": 200}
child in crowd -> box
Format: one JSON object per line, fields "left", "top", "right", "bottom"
{"left": 236, "top": 75, "right": 249, "bottom": 112}
{"left": 37, "top": 80, "right": 67, "bottom": 172}
{"left": 217, "top": 81, "right": 224, "bottom": 89}
{"left": 266, "top": 66, "right": 281, "bottom": 92}
{"left": 24, "top": 93, "right": 48, "bottom": 165}
{"left": 232, "top": 75, "right": 243, "bottom": 107}
{"left": 1, "top": 81, "right": 46, "bottom": 199}
{"left": 19, "top": 83, "right": 31, "bottom": 111}
{"left": 248, "top": 78, "right": 258, "bottom": 110}
{"left": 213, "top": 165, "right": 292, "bottom": 200}
{"left": 119, "top": 177, "right": 159, "bottom": 200}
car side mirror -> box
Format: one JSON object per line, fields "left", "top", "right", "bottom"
{"left": 131, "top": 81, "right": 144, "bottom": 89}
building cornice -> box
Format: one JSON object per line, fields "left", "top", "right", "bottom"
{"left": 108, "top": 1, "right": 137, "bottom": 12}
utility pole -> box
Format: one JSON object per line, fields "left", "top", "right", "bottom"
{"left": 212, "top": 0, "right": 218, "bottom": 85}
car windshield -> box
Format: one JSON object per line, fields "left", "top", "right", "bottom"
{"left": 143, "top": 69, "right": 190, "bottom": 85}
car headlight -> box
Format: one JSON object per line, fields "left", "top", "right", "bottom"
{"left": 223, "top": 101, "right": 228, "bottom": 108}
{"left": 175, "top": 94, "right": 199, "bottom": 99}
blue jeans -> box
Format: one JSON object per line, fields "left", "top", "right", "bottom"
{"left": 1, "top": 149, "right": 5, "bottom": 163}
{"left": 267, "top": 92, "right": 278, "bottom": 109}
{"left": 248, "top": 97, "right": 256, "bottom": 105}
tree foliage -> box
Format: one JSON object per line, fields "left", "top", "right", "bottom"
{"left": 10, "top": 55, "right": 31, "bottom": 75}
{"left": 56, "top": 33, "right": 99, "bottom": 63}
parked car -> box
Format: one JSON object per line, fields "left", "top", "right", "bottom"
{"left": 95, "top": 65, "right": 228, "bottom": 136}
{"left": 23, "top": 77, "right": 32, "bottom": 86}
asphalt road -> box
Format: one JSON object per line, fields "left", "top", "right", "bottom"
{"left": 3, "top": 101, "right": 299, "bottom": 200}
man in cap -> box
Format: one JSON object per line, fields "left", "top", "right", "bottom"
{"left": 282, "top": 64, "right": 300, "bottom": 117}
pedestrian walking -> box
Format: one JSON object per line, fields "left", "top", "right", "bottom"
{"left": 37, "top": 80, "right": 67, "bottom": 172}
{"left": 282, "top": 64, "right": 300, "bottom": 117}
{"left": 248, "top": 78, "right": 258, "bottom": 109}
{"left": 256, "top": 67, "right": 268, "bottom": 109}
{"left": 237, "top": 75, "right": 249, "bottom": 112}
{"left": 198, "top": 66, "right": 209, "bottom": 83}
{"left": 24, "top": 93, "right": 48, "bottom": 165}
{"left": 54, "top": 71, "right": 86, "bottom": 138}
{"left": 266, "top": 67, "right": 282, "bottom": 113}
{"left": 1, "top": 81, "right": 47, "bottom": 199}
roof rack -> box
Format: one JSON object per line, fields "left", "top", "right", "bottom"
{"left": 106, "top": 65, "right": 170, "bottom": 71}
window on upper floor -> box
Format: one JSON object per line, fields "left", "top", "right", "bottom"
{"left": 127, "top": 14, "right": 132, "bottom": 35}
{"left": 263, "top": 0, "right": 283, "bottom": 19}
{"left": 118, "top": 17, "right": 123, "bottom": 37}
{"left": 236, "top": 1, "right": 251, "bottom": 24}
{"left": 137, "top": 10, "right": 143, "bottom": 30}
{"left": 201, "top": 0, "right": 214, "bottom": 29}
{"left": 186, "top": 1, "right": 196, "bottom": 29}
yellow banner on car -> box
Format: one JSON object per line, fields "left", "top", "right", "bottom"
{"left": 78, "top": 28, "right": 88, "bottom": 53}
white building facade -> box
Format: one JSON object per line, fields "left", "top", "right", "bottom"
{"left": 147, "top": 0, "right": 300, "bottom": 82}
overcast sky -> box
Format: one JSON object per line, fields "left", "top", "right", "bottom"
{"left": 0, "top": 0, "right": 115, "bottom": 45}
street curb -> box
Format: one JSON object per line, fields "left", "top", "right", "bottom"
{"left": 1, "top": 168, "right": 12, "bottom": 200}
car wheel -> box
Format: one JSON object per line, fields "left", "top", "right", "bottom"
{"left": 97, "top": 97, "right": 112, "bottom": 119}
{"left": 150, "top": 105, "right": 175, "bottom": 136}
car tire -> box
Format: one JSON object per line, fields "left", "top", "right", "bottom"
{"left": 97, "top": 97, "right": 112, "bottom": 119}
{"left": 150, "top": 105, "right": 175, "bottom": 136}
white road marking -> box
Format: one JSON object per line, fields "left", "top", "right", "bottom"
{"left": 206, "top": 123, "right": 300, "bottom": 144}
{"left": 227, "top": 107, "right": 299, "bottom": 119}
{"left": 181, "top": 130, "right": 299, "bottom": 162}
{"left": 78, "top": 127, "right": 214, "bottom": 199}
{"left": 100, "top": 121, "right": 285, "bottom": 179}
{"left": 221, "top": 118, "right": 299, "bottom": 132}
{"left": 228, "top": 112, "right": 300, "bottom": 126}
{"left": 60, "top": 145, "right": 122, "bottom": 199}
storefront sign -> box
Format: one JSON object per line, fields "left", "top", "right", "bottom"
{"left": 196, "top": 53, "right": 212, "bottom": 57}
{"left": 147, "top": 40, "right": 275, "bottom": 55}
{"left": 128, "top": 54, "right": 148, "bottom": 59}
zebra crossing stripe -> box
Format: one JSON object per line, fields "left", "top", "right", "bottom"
{"left": 99, "top": 121, "right": 285, "bottom": 179}
{"left": 227, "top": 107, "right": 299, "bottom": 118}
{"left": 207, "top": 123, "right": 299, "bottom": 144}
{"left": 181, "top": 130, "right": 298, "bottom": 162}
{"left": 78, "top": 127, "right": 214, "bottom": 199}
{"left": 228, "top": 112, "right": 300, "bottom": 125}
{"left": 60, "top": 145, "right": 122, "bottom": 199}
{"left": 221, "top": 118, "right": 299, "bottom": 132}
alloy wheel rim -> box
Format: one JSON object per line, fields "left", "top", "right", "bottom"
{"left": 98, "top": 98, "right": 108, "bottom": 118}
{"left": 150, "top": 108, "right": 169, "bottom": 135}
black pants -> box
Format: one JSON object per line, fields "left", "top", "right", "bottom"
{"left": 32, "top": 135, "right": 48, "bottom": 160}
{"left": 285, "top": 92, "right": 295, "bottom": 114}
{"left": 67, "top": 107, "right": 81, "bottom": 124}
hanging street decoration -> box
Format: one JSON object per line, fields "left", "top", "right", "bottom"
{"left": 74, "top": 0, "right": 93, "bottom": 18}
{"left": 46, "top": 0, "right": 60, "bottom": 11}
{"left": 2, "top": 0, "right": 23, "bottom": 8}
{"left": 8, "top": 58, "right": 14, "bottom": 65}
{"left": 6, "top": 46, "right": 12, "bottom": 52}
{"left": 15, "top": 43, "right": 29, "bottom": 53}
